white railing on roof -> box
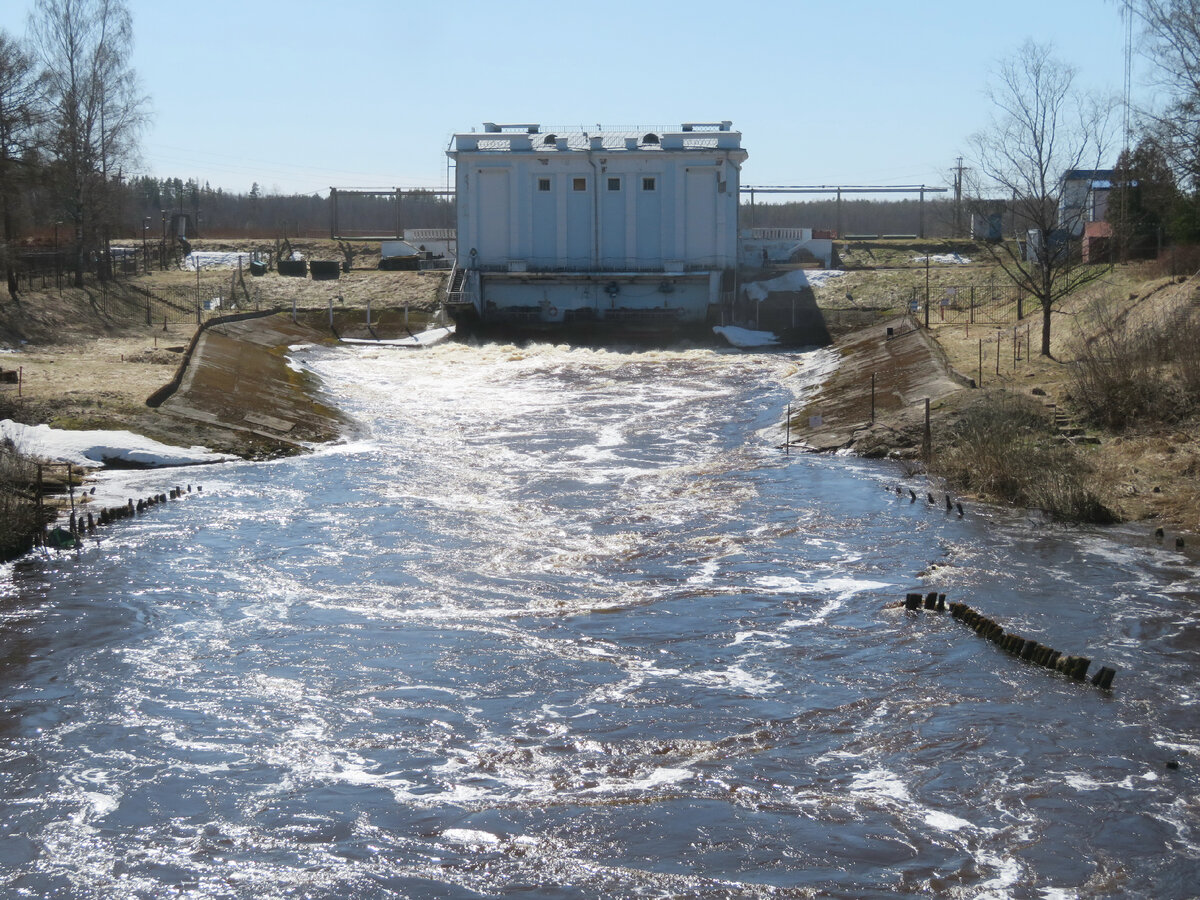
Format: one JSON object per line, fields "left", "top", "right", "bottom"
{"left": 746, "top": 228, "right": 812, "bottom": 241}
{"left": 405, "top": 229, "right": 455, "bottom": 242}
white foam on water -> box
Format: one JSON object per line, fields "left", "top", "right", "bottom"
{"left": 1064, "top": 770, "right": 1161, "bottom": 792}
{"left": 70, "top": 791, "right": 119, "bottom": 825}
{"left": 682, "top": 665, "right": 779, "bottom": 695}
{"left": 973, "top": 851, "right": 1025, "bottom": 898}
{"left": 923, "top": 810, "right": 974, "bottom": 832}
{"left": 849, "top": 767, "right": 911, "bottom": 803}
{"left": 441, "top": 828, "right": 502, "bottom": 846}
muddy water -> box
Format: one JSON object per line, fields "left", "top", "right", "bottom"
{"left": 1, "top": 340, "right": 1198, "bottom": 898}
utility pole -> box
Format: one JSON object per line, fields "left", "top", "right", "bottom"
{"left": 954, "top": 157, "right": 964, "bottom": 238}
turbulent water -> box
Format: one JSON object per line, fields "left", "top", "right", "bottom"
{"left": 2, "top": 340, "right": 1199, "bottom": 899}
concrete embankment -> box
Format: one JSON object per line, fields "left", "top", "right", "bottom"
{"left": 149, "top": 311, "right": 356, "bottom": 456}
{"left": 790, "top": 315, "right": 972, "bottom": 458}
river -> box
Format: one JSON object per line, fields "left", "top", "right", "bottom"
{"left": 1, "top": 340, "right": 1198, "bottom": 898}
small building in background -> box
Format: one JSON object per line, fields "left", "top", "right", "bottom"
{"left": 446, "top": 122, "right": 747, "bottom": 337}
{"left": 1082, "top": 220, "right": 1113, "bottom": 263}
{"left": 1060, "top": 169, "right": 1114, "bottom": 236}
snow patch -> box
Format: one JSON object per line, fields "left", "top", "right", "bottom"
{"left": 911, "top": 253, "right": 971, "bottom": 265}
{"left": 743, "top": 269, "right": 846, "bottom": 303}
{"left": 1, "top": 419, "right": 234, "bottom": 468}
{"left": 183, "top": 251, "right": 255, "bottom": 270}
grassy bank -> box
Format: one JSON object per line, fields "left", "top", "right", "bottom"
{"left": 929, "top": 392, "right": 1116, "bottom": 524}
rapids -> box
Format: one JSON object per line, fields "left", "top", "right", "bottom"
{"left": 1, "top": 340, "right": 1198, "bottom": 898}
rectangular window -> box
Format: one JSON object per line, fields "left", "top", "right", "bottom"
{"left": 642, "top": 176, "right": 657, "bottom": 191}
{"left": 537, "top": 177, "right": 551, "bottom": 192}
{"left": 607, "top": 177, "right": 621, "bottom": 191}
{"left": 573, "top": 177, "right": 587, "bottom": 191}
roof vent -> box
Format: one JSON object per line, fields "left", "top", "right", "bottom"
{"left": 543, "top": 133, "right": 557, "bottom": 146}
{"left": 642, "top": 133, "right": 660, "bottom": 145}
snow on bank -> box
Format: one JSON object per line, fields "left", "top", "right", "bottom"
{"left": 911, "top": 253, "right": 971, "bottom": 265}
{"left": 183, "top": 251, "right": 255, "bottom": 270}
{"left": 744, "top": 269, "right": 846, "bottom": 303}
{"left": 1, "top": 419, "right": 235, "bottom": 468}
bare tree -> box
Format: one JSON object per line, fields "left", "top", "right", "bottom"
{"left": 0, "top": 29, "right": 44, "bottom": 301}
{"left": 1131, "top": 0, "right": 1200, "bottom": 190}
{"left": 28, "top": 0, "right": 148, "bottom": 287}
{"left": 967, "top": 40, "right": 1114, "bottom": 357}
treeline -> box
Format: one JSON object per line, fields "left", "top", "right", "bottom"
{"left": 117, "top": 179, "right": 456, "bottom": 241}
{"left": 1, "top": 0, "right": 149, "bottom": 294}
{"left": 743, "top": 197, "right": 959, "bottom": 238}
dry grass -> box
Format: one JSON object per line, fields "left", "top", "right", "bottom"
{"left": 0, "top": 444, "right": 42, "bottom": 561}
{"left": 1068, "top": 294, "right": 1200, "bottom": 429}
{"left": 930, "top": 392, "right": 1116, "bottom": 523}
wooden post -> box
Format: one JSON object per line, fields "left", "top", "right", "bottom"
{"left": 36, "top": 464, "right": 44, "bottom": 547}
{"left": 924, "top": 252, "right": 930, "bottom": 328}
{"left": 67, "top": 463, "right": 76, "bottom": 524}
{"left": 328, "top": 297, "right": 334, "bottom": 330}
{"left": 922, "top": 398, "right": 931, "bottom": 463}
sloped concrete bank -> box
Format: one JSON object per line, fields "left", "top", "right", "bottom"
{"left": 150, "top": 311, "right": 356, "bottom": 458}
{"left": 789, "top": 315, "right": 972, "bottom": 458}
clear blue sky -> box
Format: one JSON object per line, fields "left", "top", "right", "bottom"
{"left": 1, "top": 0, "right": 1145, "bottom": 198}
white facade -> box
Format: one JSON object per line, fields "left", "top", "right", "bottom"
{"left": 447, "top": 122, "right": 747, "bottom": 331}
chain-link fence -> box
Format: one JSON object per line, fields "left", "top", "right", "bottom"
{"left": 912, "top": 283, "right": 1031, "bottom": 326}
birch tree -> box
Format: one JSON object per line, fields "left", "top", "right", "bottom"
{"left": 29, "top": 0, "right": 148, "bottom": 287}
{"left": 967, "top": 40, "right": 1114, "bottom": 357}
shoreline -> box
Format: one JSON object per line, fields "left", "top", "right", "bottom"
{"left": 4, "top": 298, "right": 1198, "bottom": 548}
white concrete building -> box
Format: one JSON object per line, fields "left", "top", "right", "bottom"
{"left": 447, "top": 122, "right": 747, "bottom": 334}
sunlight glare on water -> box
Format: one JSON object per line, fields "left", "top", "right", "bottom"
{"left": 1, "top": 339, "right": 1198, "bottom": 899}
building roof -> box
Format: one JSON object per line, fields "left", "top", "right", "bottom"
{"left": 1062, "top": 168, "right": 1116, "bottom": 184}
{"left": 449, "top": 122, "right": 745, "bottom": 155}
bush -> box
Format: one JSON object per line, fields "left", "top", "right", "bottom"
{"left": 932, "top": 393, "right": 1116, "bottom": 523}
{"left": 0, "top": 443, "right": 42, "bottom": 561}
{"left": 1069, "top": 299, "right": 1200, "bottom": 429}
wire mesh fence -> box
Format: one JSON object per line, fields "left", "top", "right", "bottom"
{"left": 913, "top": 283, "right": 1030, "bottom": 326}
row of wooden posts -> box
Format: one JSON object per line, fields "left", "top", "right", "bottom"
{"left": 52, "top": 484, "right": 200, "bottom": 546}
{"left": 903, "top": 591, "right": 1117, "bottom": 691}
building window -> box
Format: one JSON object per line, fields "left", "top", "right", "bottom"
{"left": 607, "top": 177, "right": 621, "bottom": 191}
{"left": 537, "top": 177, "right": 551, "bottom": 192}
{"left": 642, "top": 176, "right": 656, "bottom": 191}
{"left": 573, "top": 177, "right": 587, "bottom": 191}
